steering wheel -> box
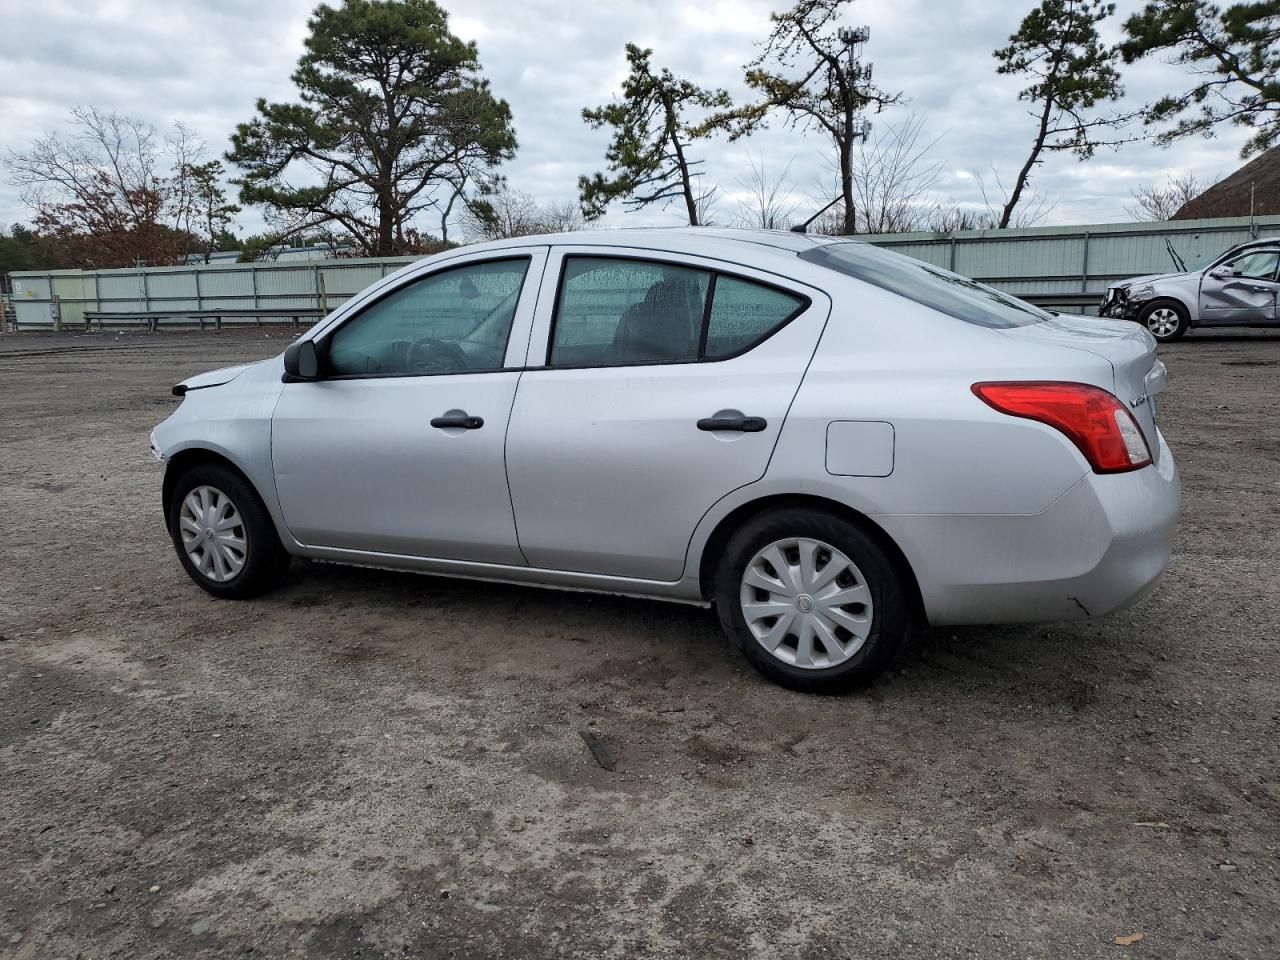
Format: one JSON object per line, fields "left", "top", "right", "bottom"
{"left": 406, "top": 337, "right": 468, "bottom": 373}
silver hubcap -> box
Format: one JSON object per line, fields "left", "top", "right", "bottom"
{"left": 179, "top": 485, "right": 247, "bottom": 582}
{"left": 739, "top": 537, "right": 874, "bottom": 669}
{"left": 1147, "top": 308, "right": 1180, "bottom": 337}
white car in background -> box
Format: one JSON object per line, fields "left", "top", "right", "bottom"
{"left": 152, "top": 229, "right": 1180, "bottom": 692}
{"left": 1101, "top": 236, "right": 1280, "bottom": 341}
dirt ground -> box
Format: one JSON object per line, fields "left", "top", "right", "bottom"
{"left": 0, "top": 327, "right": 1277, "bottom": 959}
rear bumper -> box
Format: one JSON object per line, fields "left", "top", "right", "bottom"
{"left": 878, "top": 431, "right": 1180, "bottom": 625}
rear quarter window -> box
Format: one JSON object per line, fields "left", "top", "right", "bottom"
{"left": 704, "top": 277, "right": 806, "bottom": 359}
{"left": 799, "top": 242, "right": 1049, "bottom": 329}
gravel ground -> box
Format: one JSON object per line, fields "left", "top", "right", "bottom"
{"left": 0, "top": 328, "right": 1277, "bottom": 959}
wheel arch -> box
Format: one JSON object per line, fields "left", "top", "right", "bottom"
{"left": 694, "top": 493, "right": 925, "bottom": 621}
{"left": 162, "top": 447, "right": 264, "bottom": 525}
{"left": 1139, "top": 295, "right": 1193, "bottom": 326}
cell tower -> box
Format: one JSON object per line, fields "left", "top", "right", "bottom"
{"left": 837, "top": 25, "right": 873, "bottom": 143}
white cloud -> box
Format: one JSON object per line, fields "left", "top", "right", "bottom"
{"left": 0, "top": 0, "right": 1256, "bottom": 238}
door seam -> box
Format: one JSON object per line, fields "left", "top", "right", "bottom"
{"left": 504, "top": 250, "right": 555, "bottom": 567}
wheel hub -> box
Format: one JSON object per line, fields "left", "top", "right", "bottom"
{"left": 178, "top": 485, "right": 248, "bottom": 583}
{"left": 1147, "top": 308, "right": 1179, "bottom": 337}
{"left": 739, "top": 537, "right": 874, "bottom": 670}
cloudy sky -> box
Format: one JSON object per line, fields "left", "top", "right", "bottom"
{"left": 0, "top": 0, "right": 1255, "bottom": 238}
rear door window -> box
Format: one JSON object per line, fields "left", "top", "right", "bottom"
{"left": 548, "top": 256, "right": 807, "bottom": 367}
{"left": 550, "top": 258, "right": 710, "bottom": 366}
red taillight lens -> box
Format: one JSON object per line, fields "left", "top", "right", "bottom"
{"left": 971, "top": 381, "right": 1152, "bottom": 473}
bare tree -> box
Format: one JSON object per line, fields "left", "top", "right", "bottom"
{"left": 926, "top": 204, "right": 996, "bottom": 232}
{"left": 463, "top": 183, "right": 585, "bottom": 240}
{"left": 693, "top": 185, "right": 721, "bottom": 226}
{"left": 1125, "top": 171, "right": 1206, "bottom": 221}
{"left": 974, "top": 164, "right": 1059, "bottom": 228}
{"left": 5, "top": 106, "right": 205, "bottom": 266}
{"left": 539, "top": 200, "right": 586, "bottom": 234}
{"left": 824, "top": 113, "right": 946, "bottom": 234}
{"left": 733, "top": 155, "right": 800, "bottom": 229}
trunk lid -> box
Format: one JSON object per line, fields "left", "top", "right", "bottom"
{"left": 996, "top": 313, "right": 1164, "bottom": 462}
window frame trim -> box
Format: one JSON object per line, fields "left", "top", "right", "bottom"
{"left": 311, "top": 254, "right": 536, "bottom": 382}
{"left": 542, "top": 252, "right": 812, "bottom": 370}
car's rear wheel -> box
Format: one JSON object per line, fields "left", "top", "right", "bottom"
{"left": 167, "top": 463, "right": 290, "bottom": 599}
{"left": 1138, "top": 301, "right": 1189, "bottom": 342}
{"left": 714, "top": 509, "right": 910, "bottom": 693}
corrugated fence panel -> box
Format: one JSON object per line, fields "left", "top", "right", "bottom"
{"left": 97, "top": 273, "right": 147, "bottom": 312}
{"left": 199, "top": 268, "right": 257, "bottom": 310}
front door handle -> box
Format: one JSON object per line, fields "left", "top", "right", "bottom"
{"left": 697, "top": 414, "right": 767, "bottom": 433}
{"left": 430, "top": 410, "right": 484, "bottom": 430}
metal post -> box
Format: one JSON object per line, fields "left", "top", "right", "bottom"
{"left": 250, "top": 265, "right": 259, "bottom": 327}
{"left": 317, "top": 269, "right": 328, "bottom": 313}
{"left": 51, "top": 293, "right": 61, "bottom": 332}
{"left": 1081, "top": 232, "right": 1091, "bottom": 293}
{"left": 194, "top": 269, "right": 203, "bottom": 313}
{"left": 949, "top": 237, "right": 958, "bottom": 272}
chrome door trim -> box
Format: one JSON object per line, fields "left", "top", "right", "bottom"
{"left": 303, "top": 245, "right": 551, "bottom": 364}
{"left": 519, "top": 243, "right": 829, "bottom": 369}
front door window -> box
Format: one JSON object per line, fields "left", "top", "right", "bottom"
{"left": 1226, "top": 250, "right": 1280, "bottom": 280}
{"left": 327, "top": 258, "right": 530, "bottom": 376}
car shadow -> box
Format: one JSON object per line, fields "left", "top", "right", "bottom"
{"left": 263, "top": 559, "right": 1131, "bottom": 715}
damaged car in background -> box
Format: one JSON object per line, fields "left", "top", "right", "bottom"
{"left": 1102, "top": 237, "right": 1280, "bottom": 342}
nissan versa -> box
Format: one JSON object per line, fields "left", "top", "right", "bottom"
{"left": 151, "top": 229, "right": 1180, "bottom": 692}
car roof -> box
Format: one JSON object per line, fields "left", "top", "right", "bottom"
{"left": 458, "top": 226, "right": 850, "bottom": 263}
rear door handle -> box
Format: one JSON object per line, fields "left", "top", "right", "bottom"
{"left": 697, "top": 414, "right": 767, "bottom": 433}
{"left": 430, "top": 411, "right": 484, "bottom": 430}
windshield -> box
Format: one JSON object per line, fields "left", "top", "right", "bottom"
{"left": 798, "top": 242, "right": 1050, "bottom": 328}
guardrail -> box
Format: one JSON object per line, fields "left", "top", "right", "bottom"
{"left": 81, "top": 308, "right": 328, "bottom": 332}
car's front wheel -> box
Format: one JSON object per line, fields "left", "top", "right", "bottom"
{"left": 1138, "top": 300, "right": 1189, "bottom": 343}
{"left": 167, "top": 463, "right": 290, "bottom": 599}
{"left": 714, "top": 509, "right": 911, "bottom": 693}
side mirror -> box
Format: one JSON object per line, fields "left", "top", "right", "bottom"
{"left": 1209, "top": 265, "right": 1234, "bottom": 279}
{"left": 283, "top": 339, "right": 319, "bottom": 381}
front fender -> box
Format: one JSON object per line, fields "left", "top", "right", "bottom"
{"left": 151, "top": 356, "right": 296, "bottom": 549}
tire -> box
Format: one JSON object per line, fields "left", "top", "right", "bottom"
{"left": 1138, "top": 300, "right": 1189, "bottom": 343}
{"left": 166, "top": 462, "right": 290, "bottom": 599}
{"left": 714, "top": 508, "right": 911, "bottom": 693}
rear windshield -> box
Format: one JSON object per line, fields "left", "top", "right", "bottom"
{"left": 798, "top": 242, "right": 1049, "bottom": 328}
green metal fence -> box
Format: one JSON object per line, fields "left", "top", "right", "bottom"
{"left": 7, "top": 214, "right": 1280, "bottom": 330}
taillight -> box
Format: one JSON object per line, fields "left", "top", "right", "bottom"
{"left": 971, "top": 381, "right": 1152, "bottom": 473}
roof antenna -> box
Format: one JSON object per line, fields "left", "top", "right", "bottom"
{"left": 790, "top": 196, "right": 843, "bottom": 234}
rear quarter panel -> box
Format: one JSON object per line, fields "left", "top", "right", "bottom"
{"left": 682, "top": 276, "right": 1114, "bottom": 588}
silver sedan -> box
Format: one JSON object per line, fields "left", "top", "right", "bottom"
{"left": 152, "top": 229, "right": 1180, "bottom": 692}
